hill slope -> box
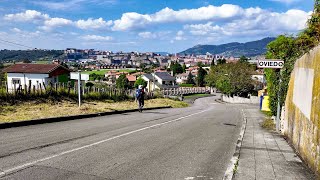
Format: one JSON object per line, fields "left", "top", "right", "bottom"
{"left": 179, "top": 37, "right": 275, "bottom": 57}
{"left": 0, "top": 50, "right": 64, "bottom": 62}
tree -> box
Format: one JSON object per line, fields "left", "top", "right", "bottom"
{"left": 265, "top": 35, "right": 298, "bottom": 115}
{"left": 170, "top": 61, "right": 183, "bottom": 75}
{"left": 182, "top": 63, "right": 187, "bottom": 73}
{"left": 217, "top": 59, "right": 226, "bottom": 64}
{"left": 211, "top": 59, "right": 215, "bottom": 67}
{"left": 23, "top": 59, "right": 32, "bottom": 63}
{"left": 186, "top": 72, "right": 195, "bottom": 85}
{"left": 134, "top": 77, "right": 147, "bottom": 89}
{"left": 116, "top": 74, "right": 130, "bottom": 89}
{"left": 206, "top": 63, "right": 254, "bottom": 96}
{"left": 197, "top": 61, "right": 204, "bottom": 67}
{"left": 196, "top": 67, "right": 207, "bottom": 87}
{"left": 239, "top": 56, "right": 248, "bottom": 63}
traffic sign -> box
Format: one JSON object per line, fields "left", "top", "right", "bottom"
{"left": 70, "top": 72, "right": 89, "bottom": 81}
{"left": 257, "top": 60, "right": 284, "bottom": 69}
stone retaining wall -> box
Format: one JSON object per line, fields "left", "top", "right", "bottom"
{"left": 283, "top": 45, "right": 320, "bottom": 175}
{"left": 222, "top": 95, "right": 259, "bottom": 104}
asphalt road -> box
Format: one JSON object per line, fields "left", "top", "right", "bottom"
{"left": 0, "top": 96, "right": 246, "bottom": 180}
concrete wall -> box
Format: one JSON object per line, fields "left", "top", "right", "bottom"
{"left": 7, "top": 73, "right": 49, "bottom": 90}
{"left": 283, "top": 45, "right": 320, "bottom": 175}
{"left": 222, "top": 95, "right": 259, "bottom": 104}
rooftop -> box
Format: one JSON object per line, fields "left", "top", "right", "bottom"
{"left": 2, "top": 64, "right": 69, "bottom": 74}
{"left": 155, "top": 72, "right": 175, "bottom": 81}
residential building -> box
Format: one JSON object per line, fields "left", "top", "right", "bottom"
{"left": 142, "top": 72, "right": 178, "bottom": 91}
{"left": 3, "top": 64, "right": 70, "bottom": 91}
{"left": 176, "top": 73, "right": 188, "bottom": 84}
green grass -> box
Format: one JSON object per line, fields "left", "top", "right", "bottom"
{"left": 184, "top": 93, "right": 210, "bottom": 98}
{"left": 82, "top": 69, "right": 136, "bottom": 76}
{"left": 261, "top": 110, "right": 273, "bottom": 117}
{"left": 34, "top": 61, "right": 50, "bottom": 64}
{"left": 261, "top": 118, "right": 275, "bottom": 130}
{"left": 82, "top": 69, "right": 109, "bottom": 75}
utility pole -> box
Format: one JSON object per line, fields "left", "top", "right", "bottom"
{"left": 276, "top": 73, "right": 282, "bottom": 132}
{"left": 257, "top": 59, "right": 284, "bottom": 132}
{"left": 153, "top": 70, "right": 155, "bottom": 91}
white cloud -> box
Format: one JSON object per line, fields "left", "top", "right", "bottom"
{"left": 269, "top": 0, "right": 301, "bottom": 4}
{"left": 4, "top": 10, "right": 113, "bottom": 31}
{"left": 81, "top": 35, "right": 113, "bottom": 41}
{"left": 177, "top": 30, "right": 184, "bottom": 36}
{"left": 44, "top": 18, "right": 73, "bottom": 27}
{"left": 75, "top": 18, "right": 113, "bottom": 30}
{"left": 33, "top": 0, "right": 117, "bottom": 10}
{"left": 184, "top": 9, "right": 311, "bottom": 38}
{"left": 32, "top": 0, "right": 86, "bottom": 10}
{"left": 175, "top": 31, "right": 186, "bottom": 41}
{"left": 138, "top": 31, "right": 171, "bottom": 39}
{"left": 10, "top": 28, "right": 41, "bottom": 38}
{"left": 112, "top": 4, "right": 245, "bottom": 31}
{"left": 11, "top": 28, "right": 22, "bottom": 33}
{"left": 138, "top": 32, "right": 157, "bottom": 39}
{"left": 4, "top": 10, "right": 49, "bottom": 22}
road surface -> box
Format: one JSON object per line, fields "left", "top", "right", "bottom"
{"left": 0, "top": 96, "right": 247, "bottom": 180}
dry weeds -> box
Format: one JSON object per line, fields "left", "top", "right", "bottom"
{"left": 0, "top": 98, "right": 188, "bottom": 123}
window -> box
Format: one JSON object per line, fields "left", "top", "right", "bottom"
{"left": 12, "top": 78, "right": 21, "bottom": 85}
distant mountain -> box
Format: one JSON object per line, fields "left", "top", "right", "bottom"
{"left": 179, "top": 37, "right": 276, "bottom": 57}
{"left": 0, "top": 50, "right": 64, "bottom": 62}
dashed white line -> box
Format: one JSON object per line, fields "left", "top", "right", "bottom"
{"left": 0, "top": 109, "right": 209, "bottom": 177}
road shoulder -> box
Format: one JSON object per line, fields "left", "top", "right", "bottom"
{"left": 0, "top": 106, "right": 171, "bottom": 129}
{"left": 234, "top": 108, "right": 316, "bottom": 180}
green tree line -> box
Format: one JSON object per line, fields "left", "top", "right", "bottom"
{"left": 0, "top": 50, "right": 64, "bottom": 62}
{"left": 265, "top": 0, "right": 320, "bottom": 115}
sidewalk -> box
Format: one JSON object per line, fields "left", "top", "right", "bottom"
{"left": 234, "top": 108, "right": 316, "bottom": 180}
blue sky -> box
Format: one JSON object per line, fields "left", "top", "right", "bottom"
{"left": 0, "top": 0, "right": 314, "bottom": 53}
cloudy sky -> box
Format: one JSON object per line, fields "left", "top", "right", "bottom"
{"left": 0, "top": 0, "right": 314, "bottom": 52}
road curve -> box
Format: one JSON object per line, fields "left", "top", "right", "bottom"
{"left": 0, "top": 96, "right": 245, "bottom": 180}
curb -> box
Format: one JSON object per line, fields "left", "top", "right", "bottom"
{"left": 0, "top": 106, "right": 172, "bottom": 129}
{"left": 184, "top": 94, "right": 216, "bottom": 104}
{"left": 223, "top": 109, "right": 247, "bottom": 180}
{"left": 215, "top": 98, "right": 226, "bottom": 104}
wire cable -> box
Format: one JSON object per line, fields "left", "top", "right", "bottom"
{"left": 0, "top": 38, "right": 35, "bottom": 49}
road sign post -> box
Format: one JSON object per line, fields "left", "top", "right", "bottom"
{"left": 70, "top": 72, "right": 89, "bottom": 107}
{"left": 78, "top": 71, "right": 81, "bottom": 107}
{"left": 257, "top": 59, "right": 284, "bottom": 132}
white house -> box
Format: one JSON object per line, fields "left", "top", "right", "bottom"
{"left": 142, "top": 72, "right": 178, "bottom": 91}
{"left": 3, "top": 64, "right": 70, "bottom": 91}
{"left": 176, "top": 73, "right": 188, "bottom": 84}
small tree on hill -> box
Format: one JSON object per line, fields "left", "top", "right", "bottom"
{"left": 211, "top": 60, "right": 215, "bottom": 67}
{"left": 171, "top": 61, "right": 184, "bottom": 75}
{"left": 217, "top": 59, "right": 226, "bottom": 64}
{"left": 197, "top": 67, "right": 207, "bottom": 87}
{"left": 182, "top": 63, "right": 187, "bottom": 73}
{"left": 239, "top": 56, "right": 248, "bottom": 63}
{"left": 186, "top": 72, "right": 195, "bottom": 85}
{"left": 134, "top": 77, "right": 147, "bottom": 89}
{"left": 116, "top": 74, "right": 130, "bottom": 89}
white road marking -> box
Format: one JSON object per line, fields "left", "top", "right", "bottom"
{"left": 0, "top": 109, "right": 209, "bottom": 177}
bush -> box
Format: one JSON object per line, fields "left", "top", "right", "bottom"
{"left": 179, "top": 84, "right": 194, "bottom": 87}
{"left": 206, "top": 63, "right": 254, "bottom": 97}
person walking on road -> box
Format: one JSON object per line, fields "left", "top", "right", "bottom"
{"left": 136, "top": 85, "right": 145, "bottom": 112}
